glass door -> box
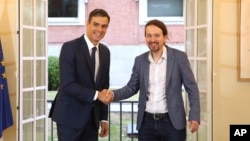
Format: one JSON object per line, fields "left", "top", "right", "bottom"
{"left": 185, "top": 0, "right": 212, "bottom": 140}
{"left": 19, "top": 0, "right": 48, "bottom": 141}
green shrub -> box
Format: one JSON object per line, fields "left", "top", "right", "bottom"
{"left": 48, "top": 56, "right": 59, "bottom": 90}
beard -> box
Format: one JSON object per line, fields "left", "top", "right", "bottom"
{"left": 148, "top": 42, "right": 160, "bottom": 52}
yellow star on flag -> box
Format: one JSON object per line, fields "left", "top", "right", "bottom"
{"left": 0, "top": 60, "right": 5, "bottom": 66}
{"left": 2, "top": 71, "right": 7, "bottom": 79}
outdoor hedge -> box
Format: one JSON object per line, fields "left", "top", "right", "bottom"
{"left": 48, "top": 56, "right": 59, "bottom": 90}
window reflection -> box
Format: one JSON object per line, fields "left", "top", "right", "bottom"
{"left": 148, "top": 0, "right": 183, "bottom": 17}
{"left": 48, "top": 0, "right": 78, "bottom": 17}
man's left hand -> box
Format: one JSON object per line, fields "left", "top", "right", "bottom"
{"left": 188, "top": 120, "right": 199, "bottom": 133}
{"left": 100, "top": 121, "right": 109, "bottom": 137}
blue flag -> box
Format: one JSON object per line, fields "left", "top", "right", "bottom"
{"left": 0, "top": 39, "right": 13, "bottom": 138}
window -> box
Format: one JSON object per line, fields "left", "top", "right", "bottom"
{"left": 48, "top": 0, "right": 86, "bottom": 25}
{"left": 139, "top": 0, "right": 184, "bottom": 25}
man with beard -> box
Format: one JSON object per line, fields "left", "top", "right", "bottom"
{"left": 106, "top": 19, "right": 200, "bottom": 141}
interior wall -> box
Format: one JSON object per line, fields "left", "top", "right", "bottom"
{"left": 0, "top": 0, "right": 18, "bottom": 141}
{"left": 213, "top": 0, "right": 250, "bottom": 140}
{"left": 2, "top": 0, "right": 250, "bottom": 141}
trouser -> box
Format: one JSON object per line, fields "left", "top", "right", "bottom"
{"left": 56, "top": 109, "right": 98, "bottom": 141}
{"left": 138, "top": 112, "right": 186, "bottom": 141}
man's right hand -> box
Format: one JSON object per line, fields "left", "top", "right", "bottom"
{"left": 97, "top": 89, "right": 113, "bottom": 105}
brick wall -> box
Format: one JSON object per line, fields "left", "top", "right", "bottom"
{"left": 48, "top": 0, "right": 184, "bottom": 45}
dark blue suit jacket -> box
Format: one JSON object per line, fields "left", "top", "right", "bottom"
{"left": 49, "top": 35, "right": 110, "bottom": 129}
{"left": 113, "top": 46, "right": 200, "bottom": 130}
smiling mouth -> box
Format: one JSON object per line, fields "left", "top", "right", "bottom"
{"left": 150, "top": 43, "right": 158, "bottom": 46}
{"left": 94, "top": 31, "right": 103, "bottom": 36}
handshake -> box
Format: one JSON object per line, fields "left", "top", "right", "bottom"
{"left": 97, "top": 89, "right": 114, "bottom": 105}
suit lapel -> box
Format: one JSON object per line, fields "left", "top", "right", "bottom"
{"left": 143, "top": 53, "right": 150, "bottom": 90}
{"left": 80, "top": 36, "right": 95, "bottom": 79}
{"left": 95, "top": 44, "right": 109, "bottom": 87}
{"left": 166, "top": 47, "right": 174, "bottom": 89}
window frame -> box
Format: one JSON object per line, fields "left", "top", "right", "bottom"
{"left": 48, "top": 0, "right": 86, "bottom": 25}
{"left": 139, "top": 0, "right": 184, "bottom": 25}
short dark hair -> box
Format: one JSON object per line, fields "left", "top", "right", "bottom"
{"left": 88, "top": 9, "right": 110, "bottom": 23}
{"left": 144, "top": 19, "right": 168, "bottom": 36}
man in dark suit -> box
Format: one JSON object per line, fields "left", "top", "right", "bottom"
{"left": 49, "top": 9, "right": 113, "bottom": 141}
{"left": 106, "top": 19, "right": 200, "bottom": 141}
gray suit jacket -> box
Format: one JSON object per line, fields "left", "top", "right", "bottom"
{"left": 113, "top": 46, "right": 200, "bottom": 130}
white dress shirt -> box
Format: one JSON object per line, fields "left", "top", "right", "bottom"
{"left": 145, "top": 47, "right": 168, "bottom": 114}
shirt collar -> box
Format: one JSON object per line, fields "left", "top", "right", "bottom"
{"left": 162, "top": 46, "right": 167, "bottom": 59}
{"left": 148, "top": 46, "right": 167, "bottom": 63}
{"left": 84, "top": 34, "right": 99, "bottom": 51}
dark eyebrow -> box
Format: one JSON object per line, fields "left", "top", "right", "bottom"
{"left": 93, "top": 22, "right": 108, "bottom": 28}
{"left": 93, "top": 22, "right": 99, "bottom": 25}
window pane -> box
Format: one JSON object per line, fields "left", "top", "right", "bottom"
{"left": 23, "top": 91, "right": 33, "bottom": 120}
{"left": 48, "top": 0, "right": 78, "bottom": 17}
{"left": 198, "top": 124, "right": 207, "bottom": 141}
{"left": 36, "top": 60, "right": 46, "bottom": 86}
{"left": 23, "top": 28, "right": 34, "bottom": 57}
{"left": 148, "top": 0, "right": 183, "bottom": 17}
{"left": 186, "top": 29, "right": 195, "bottom": 57}
{"left": 36, "top": 119, "right": 46, "bottom": 141}
{"left": 200, "top": 92, "right": 207, "bottom": 120}
{"left": 23, "top": 122, "right": 33, "bottom": 141}
{"left": 186, "top": 0, "right": 195, "bottom": 26}
{"left": 186, "top": 130, "right": 195, "bottom": 141}
{"left": 197, "top": 28, "right": 207, "bottom": 57}
{"left": 23, "top": 0, "right": 33, "bottom": 25}
{"left": 198, "top": 0, "right": 207, "bottom": 25}
{"left": 36, "top": 90, "right": 46, "bottom": 116}
{"left": 36, "top": 30, "right": 46, "bottom": 57}
{"left": 36, "top": 0, "right": 46, "bottom": 27}
{"left": 23, "top": 60, "right": 34, "bottom": 88}
{"left": 197, "top": 60, "right": 207, "bottom": 90}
